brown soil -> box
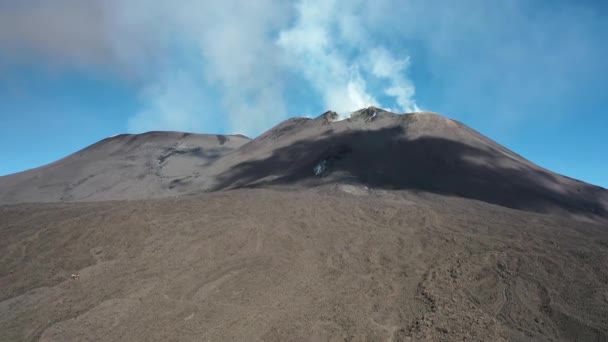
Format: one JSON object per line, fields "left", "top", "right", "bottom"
{"left": 1, "top": 187, "right": 607, "bottom": 341}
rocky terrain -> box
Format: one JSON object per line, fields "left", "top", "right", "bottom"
{"left": 1, "top": 108, "right": 607, "bottom": 341}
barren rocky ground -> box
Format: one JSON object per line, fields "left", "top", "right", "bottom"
{"left": 1, "top": 108, "right": 607, "bottom": 341}
{"left": 1, "top": 187, "right": 607, "bottom": 341}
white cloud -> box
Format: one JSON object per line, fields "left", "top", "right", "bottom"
{"left": 0, "top": 0, "right": 293, "bottom": 136}
{"left": 127, "top": 70, "right": 206, "bottom": 133}
{"left": 0, "top": 1, "right": 109, "bottom": 67}
{"left": 368, "top": 48, "right": 419, "bottom": 112}
{"left": 277, "top": 0, "right": 416, "bottom": 117}
{"left": 0, "top": 0, "right": 420, "bottom": 134}
{"left": 182, "top": 0, "right": 291, "bottom": 135}
{"left": 3, "top": 0, "right": 601, "bottom": 137}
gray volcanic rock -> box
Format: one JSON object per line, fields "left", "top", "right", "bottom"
{"left": 0, "top": 132, "right": 250, "bottom": 203}
{"left": 0, "top": 107, "right": 606, "bottom": 221}
{"left": 213, "top": 107, "right": 608, "bottom": 221}
{"left": 1, "top": 108, "right": 608, "bottom": 342}
{"left": 1, "top": 189, "right": 607, "bottom": 341}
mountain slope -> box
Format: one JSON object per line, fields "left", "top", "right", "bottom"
{"left": 0, "top": 132, "right": 250, "bottom": 203}
{"left": 213, "top": 108, "right": 608, "bottom": 220}
{"left": 2, "top": 108, "right": 608, "bottom": 341}
{"left": 1, "top": 189, "right": 607, "bottom": 341}
{"left": 0, "top": 107, "right": 606, "bottom": 221}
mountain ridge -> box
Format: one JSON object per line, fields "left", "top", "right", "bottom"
{"left": 2, "top": 108, "right": 608, "bottom": 341}
{"left": 1, "top": 108, "right": 606, "bottom": 221}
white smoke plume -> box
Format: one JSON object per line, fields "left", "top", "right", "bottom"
{"left": 1, "top": 0, "right": 602, "bottom": 134}
{"left": 0, "top": 0, "right": 419, "bottom": 134}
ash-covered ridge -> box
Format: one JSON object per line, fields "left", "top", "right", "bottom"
{"left": 0, "top": 107, "right": 606, "bottom": 221}
{"left": 212, "top": 107, "right": 607, "bottom": 221}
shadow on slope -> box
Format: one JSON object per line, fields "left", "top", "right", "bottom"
{"left": 214, "top": 126, "right": 607, "bottom": 219}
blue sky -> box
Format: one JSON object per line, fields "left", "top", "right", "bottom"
{"left": 0, "top": 0, "right": 607, "bottom": 188}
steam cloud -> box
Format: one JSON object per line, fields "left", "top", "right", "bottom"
{"left": 0, "top": 0, "right": 603, "bottom": 135}
{"left": 0, "top": 0, "right": 418, "bottom": 134}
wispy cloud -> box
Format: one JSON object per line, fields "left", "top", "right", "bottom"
{"left": 0, "top": 0, "right": 419, "bottom": 134}
{"left": 277, "top": 0, "right": 418, "bottom": 116}
{"left": 0, "top": 1, "right": 162, "bottom": 76}
{"left": 0, "top": 0, "right": 605, "bottom": 135}
{"left": 184, "top": 0, "right": 292, "bottom": 135}
{"left": 127, "top": 70, "right": 207, "bottom": 133}
{"left": 367, "top": 48, "right": 419, "bottom": 113}
{"left": 355, "top": 0, "right": 607, "bottom": 126}
{"left": 0, "top": 1, "right": 288, "bottom": 135}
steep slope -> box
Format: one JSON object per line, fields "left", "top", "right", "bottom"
{"left": 212, "top": 107, "right": 608, "bottom": 220}
{"left": 0, "top": 132, "right": 250, "bottom": 203}
{"left": 0, "top": 107, "right": 606, "bottom": 221}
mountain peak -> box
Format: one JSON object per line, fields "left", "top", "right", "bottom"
{"left": 314, "top": 107, "right": 458, "bottom": 126}
{"left": 0, "top": 108, "right": 606, "bottom": 221}
{"left": 315, "top": 107, "right": 393, "bottom": 123}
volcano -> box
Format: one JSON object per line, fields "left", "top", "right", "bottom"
{"left": 1, "top": 108, "right": 607, "bottom": 341}
{"left": 1, "top": 107, "right": 606, "bottom": 221}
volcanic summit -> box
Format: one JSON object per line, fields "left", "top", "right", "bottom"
{"left": 1, "top": 108, "right": 607, "bottom": 341}
{"left": 1, "top": 107, "right": 605, "bottom": 221}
